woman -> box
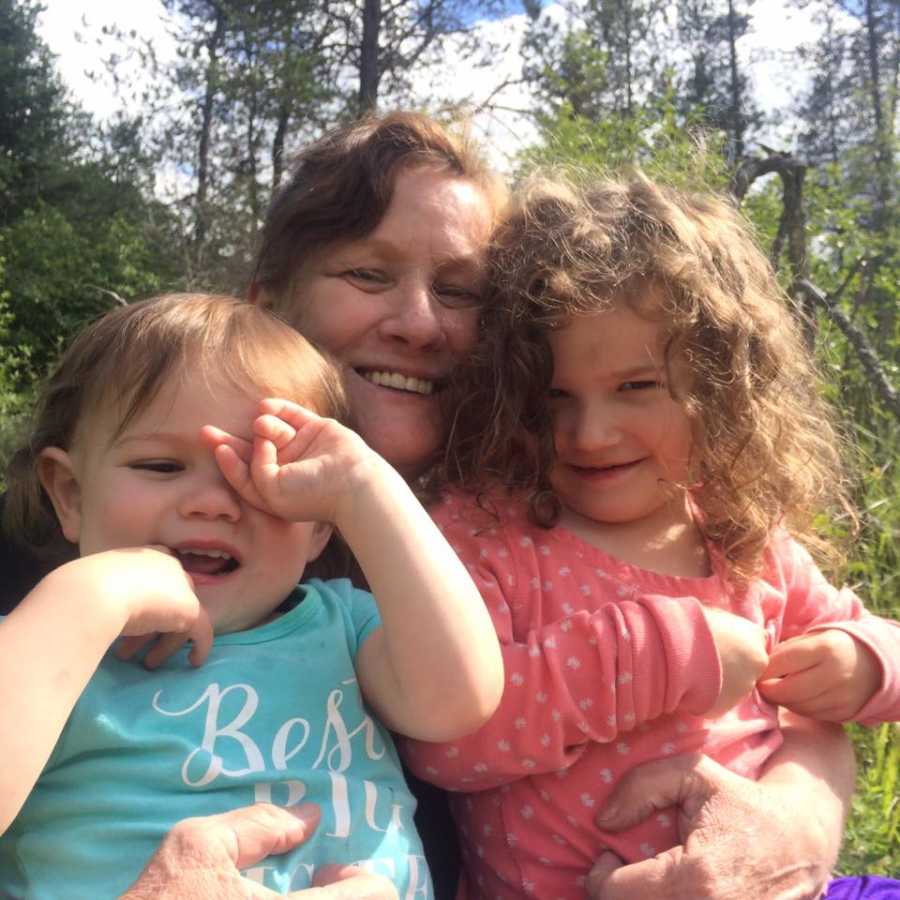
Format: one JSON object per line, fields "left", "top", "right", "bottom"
{"left": 0, "top": 111, "right": 882, "bottom": 899}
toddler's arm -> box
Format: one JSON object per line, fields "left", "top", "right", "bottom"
{"left": 0, "top": 547, "right": 210, "bottom": 834}
{"left": 757, "top": 533, "right": 900, "bottom": 724}
{"left": 208, "top": 399, "right": 504, "bottom": 742}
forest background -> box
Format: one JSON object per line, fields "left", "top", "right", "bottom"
{"left": 0, "top": 0, "right": 896, "bottom": 874}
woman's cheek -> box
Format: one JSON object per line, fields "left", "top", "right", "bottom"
{"left": 447, "top": 306, "right": 480, "bottom": 356}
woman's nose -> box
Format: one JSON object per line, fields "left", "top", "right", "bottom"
{"left": 378, "top": 277, "right": 446, "bottom": 349}
{"left": 177, "top": 472, "right": 242, "bottom": 522}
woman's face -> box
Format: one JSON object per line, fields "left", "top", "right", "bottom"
{"left": 288, "top": 166, "right": 494, "bottom": 476}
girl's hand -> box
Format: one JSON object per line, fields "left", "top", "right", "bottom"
{"left": 205, "top": 399, "right": 378, "bottom": 526}
{"left": 54, "top": 548, "right": 214, "bottom": 668}
{"left": 757, "top": 630, "right": 881, "bottom": 721}
{"left": 702, "top": 607, "right": 768, "bottom": 716}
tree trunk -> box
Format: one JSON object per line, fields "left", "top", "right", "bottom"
{"left": 195, "top": 6, "right": 227, "bottom": 246}
{"left": 272, "top": 102, "right": 289, "bottom": 194}
{"left": 863, "top": 0, "right": 893, "bottom": 233}
{"left": 731, "top": 153, "right": 812, "bottom": 342}
{"left": 359, "top": 0, "right": 381, "bottom": 113}
{"left": 726, "top": 0, "right": 743, "bottom": 159}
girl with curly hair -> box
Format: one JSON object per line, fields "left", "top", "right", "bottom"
{"left": 403, "top": 171, "right": 900, "bottom": 899}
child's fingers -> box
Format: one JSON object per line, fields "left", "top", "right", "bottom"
{"left": 757, "top": 665, "right": 828, "bottom": 706}
{"left": 214, "top": 444, "right": 264, "bottom": 506}
{"left": 251, "top": 434, "right": 280, "bottom": 480}
{"left": 115, "top": 633, "right": 157, "bottom": 661}
{"left": 760, "top": 636, "right": 823, "bottom": 680}
{"left": 259, "top": 398, "right": 319, "bottom": 425}
{"left": 200, "top": 424, "right": 253, "bottom": 462}
{"left": 255, "top": 414, "right": 324, "bottom": 469}
{"left": 254, "top": 414, "right": 298, "bottom": 450}
{"left": 187, "top": 608, "right": 215, "bottom": 667}
{"left": 143, "top": 631, "right": 192, "bottom": 670}
{"left": 258, "top": 399, "right": 323, "bottom": 448}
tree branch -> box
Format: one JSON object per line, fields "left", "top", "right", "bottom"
{"left": 797, "top": 279, "right": 900, "bottom": 420}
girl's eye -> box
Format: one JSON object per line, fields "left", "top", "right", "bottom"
{"left": 547, "top": 387, "right": 569, "bottom": 400}
{"left": 130, "top": 461, "right": 183, "bottom": 474}
{"left": 620, "top": 380, "right": 663, "bottom": 392}
{"left": 433, "top": 283, "right": 482, "bottom": 309}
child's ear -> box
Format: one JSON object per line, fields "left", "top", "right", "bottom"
{"left": 37, "top": 447, "right": 82, "bottom": 544}
{"left": 307, "top": 522, "right": 334, "bottom": 563}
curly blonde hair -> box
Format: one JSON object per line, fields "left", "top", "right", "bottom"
{"left": 439, "top": 170, "right": 852, "bottom": 583}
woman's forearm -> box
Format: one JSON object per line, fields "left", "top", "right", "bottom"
{"left": 759, "top": 710, "right": 856, "bottom": 865}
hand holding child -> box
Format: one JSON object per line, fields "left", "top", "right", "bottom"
{"left": 757, "top": 630, "right": 881, "bottom": 721}
{"left": 702, "top": 607, "right": 769, "bottom": 716}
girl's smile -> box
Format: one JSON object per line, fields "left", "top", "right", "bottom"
{"left": 547, "top": 300, "right": 695, "bottom": 534}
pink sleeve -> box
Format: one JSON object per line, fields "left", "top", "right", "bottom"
{"left": 401, "top": 496, "right": 722, "bottom": 791}
{"left": 775, "top": 534, "right": 900, "bottom": 724}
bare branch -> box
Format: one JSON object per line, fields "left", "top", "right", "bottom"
{"left": 798, "top": 279, "right": 900, "bottom": 420}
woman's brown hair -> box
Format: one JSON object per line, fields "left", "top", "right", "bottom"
{"left": 252, "top": 110, "right": 506, "bottom": 317}
{"left": 4, "top": 293, "right": 348, "bottom": 553}
{"left": 439, "top": 170, "right": 852, "bottom": 584}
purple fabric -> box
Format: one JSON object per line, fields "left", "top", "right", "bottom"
{"left": 825, "top": 876, "right": 900, "bottom": 899}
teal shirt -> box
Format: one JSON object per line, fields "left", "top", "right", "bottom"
{"left": 0, "top": 578, "right": 432, "bottom": 898}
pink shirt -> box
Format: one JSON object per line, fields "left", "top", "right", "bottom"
{"left": 402, "top": 491, "right": 900, "bottom": 900}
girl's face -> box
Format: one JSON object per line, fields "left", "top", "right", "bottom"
{"left": 547, "top": 300, "right": 694, "bottom": 533}
{"left": 44, "top": 374, "right": 329, "bottom": 634}
{"left": 286, "top": 166, "right": 494, "bottom": 477}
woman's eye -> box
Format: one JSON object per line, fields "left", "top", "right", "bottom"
{"left": 620, "top": 380, "right": 663, "bottom": 392}
{"left": 433, "top": 283, "right": 482, "bottom": 309}
{"left": 547, "top": 387, "right": 569, "bottom": 400}
{"left": 130, "top": 461, "right": 183, "bottom": 474}
{"left": 343, "top": 268, "right": 388, "bottom": 286}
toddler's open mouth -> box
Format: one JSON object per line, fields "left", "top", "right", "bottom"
{"left": 174, "top": 548, "right": 239, "bottom": 576}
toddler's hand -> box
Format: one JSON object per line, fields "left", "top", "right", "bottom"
{"left": 205, "top": 399, "right": 379, "bottom": 525}
{"left": 702, "top": 607, "right": 768, "bottom": 716}
{"left": 757, "top": 630, "right": 881, "bottom": 721}
{"left": 57, "top": 547, "right": 214, "bottom": 668}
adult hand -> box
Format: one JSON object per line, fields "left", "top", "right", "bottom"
{"left": 587, "top": 751, "right": 839, "bottom": 899}
{"left": 122, "top": 802, "right": 398, "bottom": 900}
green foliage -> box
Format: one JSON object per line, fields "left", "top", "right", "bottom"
{"left": 516, "top": 88, "right": 732, "bottom": 192}
{"left": 0, "top": 241, "right": 31, "bottom": 488}
{"left": 842, "top": 723, "right": 900, "bottom": 874}
{"left": 0, "top": 0, "right": 185, "bottom": 396}
{"left": 1, "top": 201, "right": 177, "bottom": 385}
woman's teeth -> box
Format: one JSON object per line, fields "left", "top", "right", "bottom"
{"left": 361, "top": 370, "right": 434, "bottom": 395}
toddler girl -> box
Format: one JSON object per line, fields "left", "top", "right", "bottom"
{"left": 403, "top": 173, "right": 900, "bottom": 898}
{"left": 0, "top": 293, "right": 503, "bottom": 898}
